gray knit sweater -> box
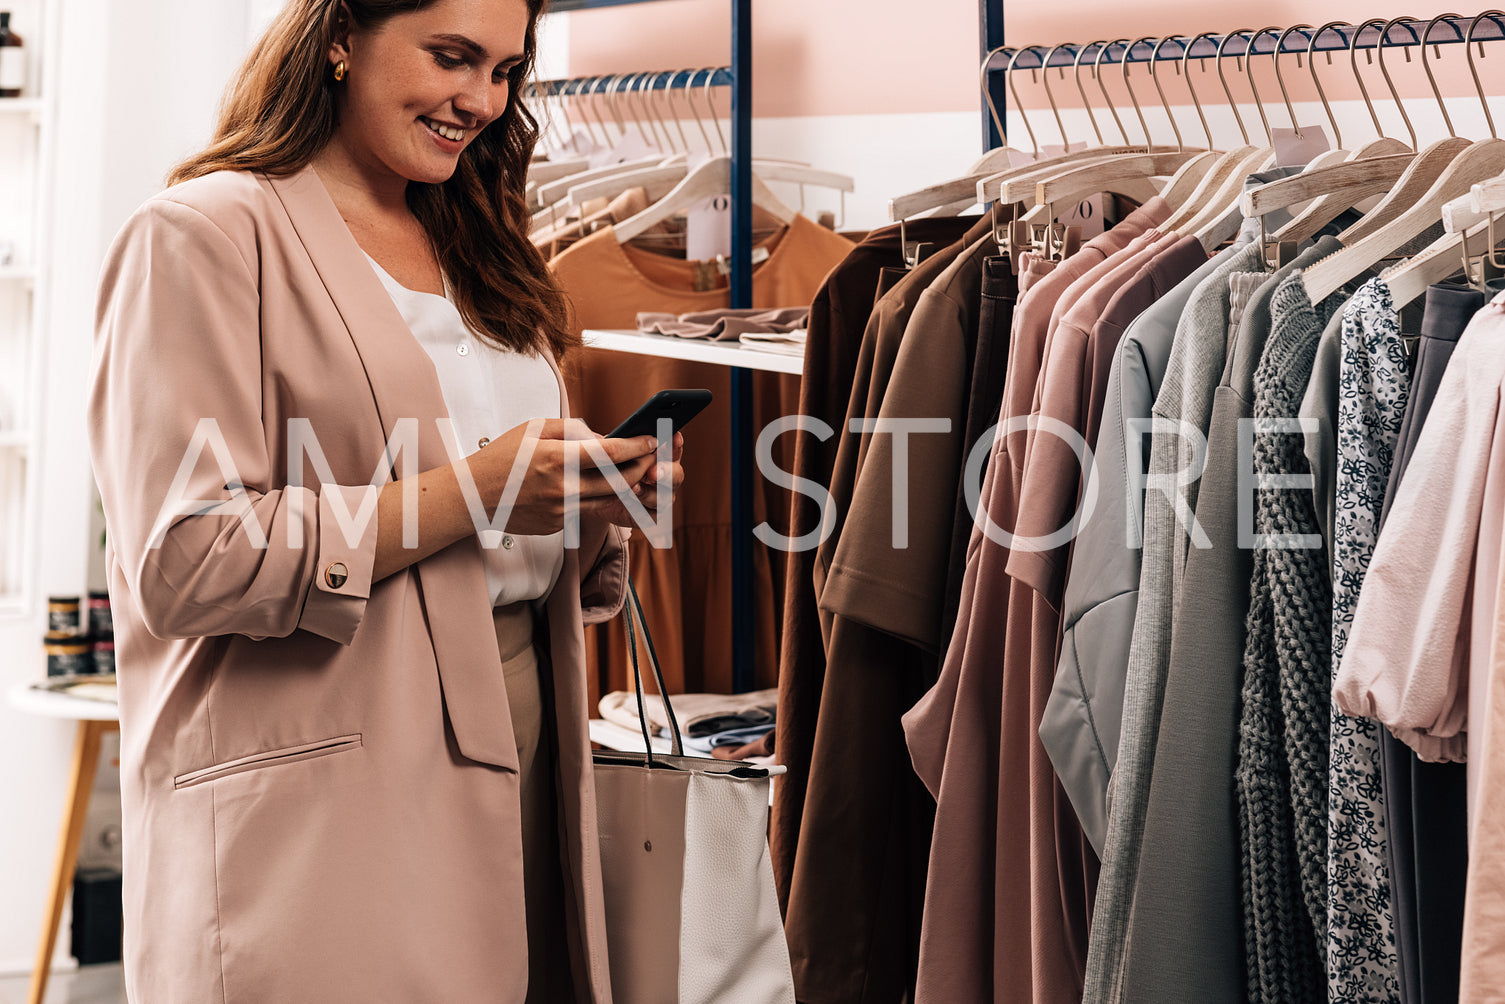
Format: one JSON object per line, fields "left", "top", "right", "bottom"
{"left": 1237, "top": 271, "right": 1347, "bottom": 1004}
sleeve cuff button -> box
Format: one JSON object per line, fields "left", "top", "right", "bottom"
{"left": 325, "top": 562, "right": 349, "bottom": 588}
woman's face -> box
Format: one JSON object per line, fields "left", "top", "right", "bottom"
{"left": 332, "top": 0, "right": 530, "bottom": 186}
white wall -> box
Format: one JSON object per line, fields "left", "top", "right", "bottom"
{"left": 0, "top": 0, "right": 259, "bottom": 973}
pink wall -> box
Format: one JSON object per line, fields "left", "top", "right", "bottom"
{"left": 564, "top": 0, "right": 981, "bottom": 117}
{"left": 563, "top": 0, "right": 1502, "bottom": 119}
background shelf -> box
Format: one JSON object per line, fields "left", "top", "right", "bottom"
{"left": 583, "top": 329, "right": 805, "bottom": 376}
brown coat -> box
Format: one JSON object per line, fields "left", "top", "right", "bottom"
{"left": 88, "top": 164, "right": 628, "bottom": 1003}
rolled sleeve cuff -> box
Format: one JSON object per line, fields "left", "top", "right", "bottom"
{"left": 581, "top": 524, "right": 630, "bottom": 625}
{"left": 297, "top": 484, "right": 380, "bottom": 644}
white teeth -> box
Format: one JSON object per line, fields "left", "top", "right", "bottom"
{"left": 424, "top": 118, "right": 464, "bottom": 142}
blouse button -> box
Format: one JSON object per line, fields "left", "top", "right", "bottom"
{"left": 457, "top": 343, "right": 470, "bottom": 357}
{"left": 477, "top": 437, "right": 491, "bottom": 449}
{"left": 325, "top": 562, "right": 349, "bottom": 589}
{"left": 502, "top": 535, "right": 516, "bottom": 550}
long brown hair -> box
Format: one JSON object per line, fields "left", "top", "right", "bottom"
{"left": 170, "top": 0, "right": 574, "bottom": 360}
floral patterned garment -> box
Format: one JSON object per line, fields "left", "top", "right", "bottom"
{"left": 1329, "top": 277, "right": 1408, "bottom": 1002}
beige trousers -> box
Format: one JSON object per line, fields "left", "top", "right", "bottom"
{"left": 495, "top": 603, "right": 572, "bottom": 1003}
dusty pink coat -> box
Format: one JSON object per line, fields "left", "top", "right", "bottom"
{"left": 87, "top": 164, "right": 627, "bottom": 1002}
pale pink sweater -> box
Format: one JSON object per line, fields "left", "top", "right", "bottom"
{"left": 1334, "top": 296, "right": 1505, "bottom": 781}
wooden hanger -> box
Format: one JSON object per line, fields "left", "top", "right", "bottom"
{"left": 613, "top": 156, "right": 797, "bottom": 243}
{"left": 1272, "top": 138, "right": 1415, "bottom": 242}
{"left": 1382, "top": 192, "right": 1497, "bottom": 306}
{"left": 1182, "top": 148, "right": 1277, "bottom": 246}
{"left": 1157, "top": 151, "right": 1223, "bottom": 207}
{"left": 571, "top": 160, "right": 854, "bottom": 210}
{"left": 1240, "top": 151, "right": 1417, "bottom": 221}
{"left": 1019, "top": 151, "right": 1198, "bottom": 224}
{"left": 526, "top": 157, "right": 592, "bottom": 188}
{"left": 1302, "top": 138, "right": 1505, "bottom": 302}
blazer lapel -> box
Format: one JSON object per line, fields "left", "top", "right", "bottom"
{"left": 266, "top": 164, "right": 520, "bottom": 771}
{"left": 265, "top": 165, "right": 456, "bottom": 469}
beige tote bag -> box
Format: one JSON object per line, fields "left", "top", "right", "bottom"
{"left": 593, "top": 582, "right": 794, "bottom": 1003}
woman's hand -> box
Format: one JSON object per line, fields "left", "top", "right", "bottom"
{"left": 468, "top": 419, "right": 684, "bottom": 534}
{"left": 372, "top": 418, "right": 685, "bottom": 581}
{"left": 599, "top": 428, "right": 685, "bottom": 530}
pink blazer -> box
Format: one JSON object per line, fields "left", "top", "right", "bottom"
{"left": 88, "top": 163, "right": 628, "bottom": 1002}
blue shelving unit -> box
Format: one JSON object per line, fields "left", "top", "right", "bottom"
{"left": 546, "top": 0, "right": 759, "bottom": 693}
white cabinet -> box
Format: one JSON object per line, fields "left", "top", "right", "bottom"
{"left": 0, "top": 0, "right": 52, "bottom": 611}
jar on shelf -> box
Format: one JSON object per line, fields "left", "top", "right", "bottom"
{"left": 87, "top": 590, "right": 112, "bottom": 637}
{"left": 0, "top": 12, "right": 24, "bottom": 99}
{"left": 47, "top": 594, "right": 80, "bottom": 634}
{"left": 44, "top": 632, "right": 92, "bottom": 677}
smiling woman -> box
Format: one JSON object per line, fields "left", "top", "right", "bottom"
{"left": 87, "top": 0, "right": 685, "bottom": 1001}
{"left": 172, "top": 0, "right": 571, "bottom": 358}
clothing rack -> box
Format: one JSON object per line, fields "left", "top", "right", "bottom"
{"left": 978, "top": 11, "right": 1505, "bottom": 148}
{"left": 526, "top": 67, "right": 734, "bottom": 100}
{"left": 539, "top": 0, "right": 760, "bottom": 694}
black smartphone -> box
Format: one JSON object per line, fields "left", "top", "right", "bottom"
{"left": 607, "top": 389, "right": 713, "bottom": 441}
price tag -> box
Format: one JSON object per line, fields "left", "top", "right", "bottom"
{"left": 1272, "top": 125, "right": 1332, "bottom": 168}
{"left": 686, "top": 192, "right": 733, "bottom": 263}
{"left": 1059, "top": 194, "right": 1106, "bottom": 239}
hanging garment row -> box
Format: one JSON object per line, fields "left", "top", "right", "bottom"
{"left": 773, "top": 13, "right": 1505, "bottom": 1004}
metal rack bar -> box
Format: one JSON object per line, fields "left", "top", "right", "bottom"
{"left": 547, "top": 0, "right": 681, "bottom": 12}
{"left": 729, "top": 0, "right": 755, "bottom": 695}
{"left": 980, "top": 0, "right": 1007, "bottom": 150}
{"left": 985, "top": 14, "right": 1505, "bottom": 72}
{"left": 525, "top": 67, "right": 733, "bottom": 98}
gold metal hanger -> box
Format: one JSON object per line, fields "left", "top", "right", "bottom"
{"left": 1272, "top": 25, "right": 1315, "bottom": 141}
{"left": 1097, "top": 39, "right": 1133, "bottom": 145}
{"left": 1467, "top": 12, "right": 1504, "bottom": 139}
{"left": 1171, "top": 30, "right": 1279, "bottom": 238}
{"left": 1075, "top": 40, "right": 1110, "bottom": 145}
{"left": 1151, "top": 35, "right": 1223, "bottom": 206}
{"left": 1375, "top": 16, "right": 1423, "bottom": 150}
{"left": 1307, "top": 22, "right": 1347, "bottom": 147}
{"left": 1215, "top": 29, "right": 1257, "bottom": 146}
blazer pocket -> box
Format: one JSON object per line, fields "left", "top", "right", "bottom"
{"left": 173, "top": 733, "right": 363, "bottom": 789}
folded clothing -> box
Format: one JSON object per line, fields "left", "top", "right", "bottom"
{"left": 636, "top": 306, "right": 811, "bottom": 341}
{"left": 684, "top": 724, "right": 776, "bottom": 757}
{"left": 738, "top": 327, "right": 806, "bottom": 356}
{"left": 711, "top": 728, "right": 777, "bottom": 761}
{"left": 598, "top": 687, "right": 779, "bottom": 739}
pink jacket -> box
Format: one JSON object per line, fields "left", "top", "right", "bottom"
{"left": 88, "top": 164, "right": 628, "bottom": 1002}
{"left": 1334, "top": 298, "right": 1505, "bottom": 783}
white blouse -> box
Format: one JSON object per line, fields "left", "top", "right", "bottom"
{"left": 365, "top": 253, "right": 565, "bottom": 607}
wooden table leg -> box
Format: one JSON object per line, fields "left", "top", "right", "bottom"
{"left": 29, "top": 719, "right": 118, "bottom": 1004}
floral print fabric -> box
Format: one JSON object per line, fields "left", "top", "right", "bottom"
{"left": 1328, "top": 277, "right": 1408, "bottom": 1002}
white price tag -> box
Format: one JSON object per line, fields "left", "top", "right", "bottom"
{"left": 685, "top": 192, "right": 732, "bottom": 263}
{"left": 1059, "top": 194, "right": 1107, "bottom": 239}
{"left": 1272, "top": 125, "right": 1332, "bottom": 168}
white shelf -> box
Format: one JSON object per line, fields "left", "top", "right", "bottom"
{"left": 0, "top": 97, "right": 43, "bottom": 121}
{"left": 0, "top": 266, "right": 35, "bottom": 285}
{"left": 583, "top": 328, "right": 805, "bottom": 375}
{"left": 0, "top": 431, "right": 29, "bottom": 448}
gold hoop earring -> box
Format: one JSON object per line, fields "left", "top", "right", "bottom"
{"left": 333, "top": 60, "right": 347, "bottom": 82}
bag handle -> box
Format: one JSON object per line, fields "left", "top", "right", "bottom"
{"left": 622, "top": 577, "right": 683, "bottom": 762}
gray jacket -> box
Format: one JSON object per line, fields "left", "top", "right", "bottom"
{"left": 1107, "top": 237, "right": 1343, "bottom": 1004}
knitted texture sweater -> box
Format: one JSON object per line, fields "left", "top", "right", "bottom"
{"left": 1237, "top": 272, "right": 1345, "bottom": 1004}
